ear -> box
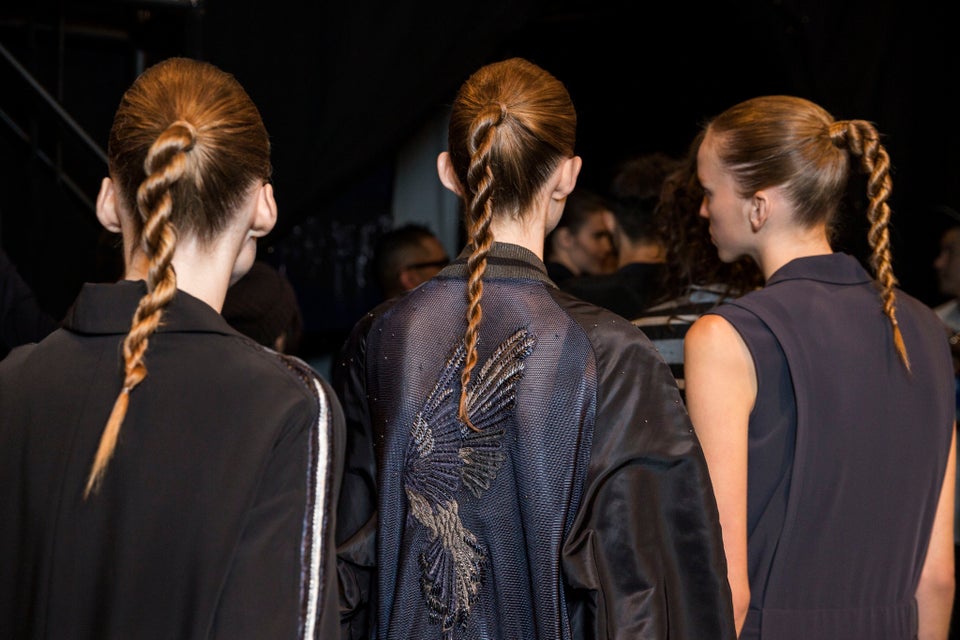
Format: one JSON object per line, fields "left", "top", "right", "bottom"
{"left": 249, "top": 182, "right": 278, "bottom": 238}
{"left": 749, "top": 190, "right": 770, "bottom": 232}
{"left": 398, "top": 268, "right": 419, "bottom": 292}
{"left": 437, "top": 152, "right": 463, "bottom": 196}
{"left": 551, "top": 155, "right": 582, "bottom": 201}
{"left": 95, "top": 177, "right": 122, "bottom": 233}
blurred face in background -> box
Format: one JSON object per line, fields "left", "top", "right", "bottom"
{"left": 599, "top": 209, "right": 619, "bottom": 272}
{"left": 558, "top": 210, "right": 616, "bottom": 275}
{"left": 400, "top": 235, "right": 450, "bottom": 291}
{"left": 935, "top": 227, "right": 960, "bottom": 300}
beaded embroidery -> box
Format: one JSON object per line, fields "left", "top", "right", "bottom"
{"left": 403, "top": 327, "right": 535, "bottom": 637}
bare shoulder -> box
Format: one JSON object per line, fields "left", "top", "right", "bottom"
{"left": 686, "top": 313, "right": 745, "bottom": 355}
{"left": 685, "top": 313, "right": 756, "bottom": 404}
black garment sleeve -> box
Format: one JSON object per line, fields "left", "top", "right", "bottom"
{"left": 561, "top": 313, "right": 737, "bottom": 639}
{"left": 210, "top": 366, "right": 346, "bottom": 640}
{"left": 0, "top": 248, "right": 58, "bottom": 351}
{"left": 332, "top": 308, "right": 383, "bottom": 639}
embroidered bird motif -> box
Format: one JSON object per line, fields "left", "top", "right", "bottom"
{"left": 403, "top": 327, "right": 536, "bottom": 637}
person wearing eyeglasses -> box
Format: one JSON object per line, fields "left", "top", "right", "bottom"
{"left": 372, "top": 223, "right": 450, "bottom": 301}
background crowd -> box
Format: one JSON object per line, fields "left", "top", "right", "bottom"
{"left": 2, "top": 3, "right": 960, "bottom": 639}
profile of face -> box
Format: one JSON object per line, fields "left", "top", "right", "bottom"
{"left": 935, "top": 227, "right": 960, "bottom": 300}
{"left": 696, "top": 131, "right": 754, "bottom": 263}
{"left": 599, "top": 209, "right": 619, "bottom": 271}
{"left": 557, "top": 210, "right": 615, "bottom": 275}
{"left": 400, "top": 235, "right": 450, "bottom": 292}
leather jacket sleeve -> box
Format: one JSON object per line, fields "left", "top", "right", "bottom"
{"left": 561, "top": 309, "right": 736, "bottom": 639}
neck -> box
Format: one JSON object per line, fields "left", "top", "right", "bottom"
{"left": 756, "top": 230, "right": 833, "bottom": 281}
{"left": 489, "top": 214, "right": 549, "bottom": 261}
{"left": 124, "top": 234, "right": 246, "bottom": 312}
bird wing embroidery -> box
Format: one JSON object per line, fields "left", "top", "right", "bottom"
{"left": 403, "top": 327, "right": 536, "bottom": 637}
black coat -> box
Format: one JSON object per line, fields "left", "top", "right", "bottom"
{"left": 0, "top": 281, "right": 345, "bottom": 639}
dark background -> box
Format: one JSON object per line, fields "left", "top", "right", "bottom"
{"left": 1, "top": 0, "right": 958, "bottom": 362}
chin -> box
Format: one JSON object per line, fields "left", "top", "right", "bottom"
{"left": 716, "top": 248, "right": 739, "bottom": 264}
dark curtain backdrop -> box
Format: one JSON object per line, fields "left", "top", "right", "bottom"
{"left": 1, "top": 0, "right": 957, "bottom": 357}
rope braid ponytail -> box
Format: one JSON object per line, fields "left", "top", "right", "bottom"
{"left": 84, "top": 120, "right": 196, "bottom": 497}
{"left": 457, "top": 104, "right": 504, "bottom": 431}
{"left": 446, "top": 58, "right": 577, "bottom": 429}
{"left": 829, "top": 120, "right": 910, "bottom": 371}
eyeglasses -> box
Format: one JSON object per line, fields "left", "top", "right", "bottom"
{"left": 404, "top": 258, "right": 450, "bottom": 271}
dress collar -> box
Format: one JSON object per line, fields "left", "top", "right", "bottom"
{"left": 766, "top": 253, "right": 872, "bottom": 287}
{"left": 62, "top": 280, "right": 242, "bottom": 337}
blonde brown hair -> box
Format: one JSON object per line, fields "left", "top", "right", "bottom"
{"left": 85, "top": 57, "right": 271, "bottom": 496}
{"left": 704, "top": 95, "right": 908, "bottom": 369}
{"left": 446, "top": 57, "right": 576, "bottom": 429}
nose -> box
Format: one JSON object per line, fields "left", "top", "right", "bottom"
{"left": 698, "top": 197, "right": 709, "bottom": 219}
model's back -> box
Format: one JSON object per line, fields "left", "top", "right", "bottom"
{"left": 335, "top": 57, "right": 735, "bottom": 640}
{"left": 0, "top": 57, "right": 344, "bottom": 639}
{"left": 685, "top": 94, "right": 956, "bottom": 638}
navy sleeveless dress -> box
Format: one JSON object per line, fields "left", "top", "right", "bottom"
{"left": 711, "top": 253, "right": 954, "bottom": 639}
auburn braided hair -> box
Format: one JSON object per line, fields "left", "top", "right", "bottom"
{"left": 85, "top": 58, "right": 271, "bottom": 496}
{"left": 85, "top": 122, "right": 191, "bottom": 496}
{"left": 829, "top": 119, "right": 908, "bottom": 370}
{"left": 706, "top": 95, "right": 909, "bottom": 372}
{"left": 446, "top": 58, "right": 576, "bottom": 429}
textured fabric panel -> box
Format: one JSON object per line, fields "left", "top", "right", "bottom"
{"left": 338, "top": 243, "right": 737, "bottom": 639}
{"left": 369, "top": 274, "right": 595, "bottom": 640}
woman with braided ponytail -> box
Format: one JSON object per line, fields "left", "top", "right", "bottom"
{"left": 334, "top": 57, "right": 734, "bottom": 639}
{"left": 0, "top": 57, "right": 344, "bottom": 638}
{"left": 684, "top": 95, "right": 956, "bottom": 639}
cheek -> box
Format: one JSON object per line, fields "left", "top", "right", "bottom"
{"left": 709, "top": 211, "right": 738, "bottom": 244}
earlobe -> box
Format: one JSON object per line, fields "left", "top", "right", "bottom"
{"left": 437, "top": 152, "right": 463, "bottom": 196}
{"left": 95, "top": 177, "right": 122, "bottom": 233}
{"left": 250, "top": 182, "right": 278, "bottom": 238}
{"left": 551, "top": 155, "right": 582, "bottom": 201}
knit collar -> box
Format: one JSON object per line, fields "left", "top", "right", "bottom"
{"left": 438, "top": 242, "right": 555, "bottom": 287}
